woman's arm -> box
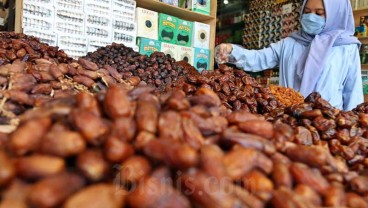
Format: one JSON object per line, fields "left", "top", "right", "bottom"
{"left": 228, "top": 40, "right": 284, "bottom": 72}
{"left": 342, "top": 46, "right": 364, "bottom": 111}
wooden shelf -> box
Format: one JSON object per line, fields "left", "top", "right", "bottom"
{"left": 358, "top": 36, "right": 368, "bottom": 40}
{"left": 353, "top": 8, "right": 368, "bottom": 14}
{"left": 365, "top": 94, "right": 368, "bottom": 102}
{"left": 362, "top": 64, "right": 368, "bottom": 70}
{"left": 136, "top": 0, "right": 215, "bottom": 22}
{"left": 136, "top": 0, "right": 217, "bottom": 70}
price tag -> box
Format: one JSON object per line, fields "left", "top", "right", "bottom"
{"left": 282, "top": 3, "right": 293, "bottom": 14}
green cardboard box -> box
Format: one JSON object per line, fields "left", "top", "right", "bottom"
{"left": 137, "top": 37, "right": 161, "bottom": 57}
{"left": 192, "top": 0, "right": 210, "bottom": 15}
{"left": 176, "top": 19, "right": 193, "bottom": 46}
{"left": 194, "top": 47, "right": 210, "bottom": 72}
{"left": 159, "top": 13, "right": 178, "bottom": 44}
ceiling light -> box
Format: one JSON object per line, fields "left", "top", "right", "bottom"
{"left": 224, "top": 0, "right": 229, "bottom": 4}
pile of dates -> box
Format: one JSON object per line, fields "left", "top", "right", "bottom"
{"left": 354, "top": 103, "right": 368, "bottom": 114}
{"left": 83, "top": 44, "right": 280, "bottom": 114}
{"left": 0, "top": 32, "right": 72, "bottom": 65}
{"left": 83, "top": 43, "right": 199, "bottom": 92}
{"left": 0, "top": 86, "right": 367, "bottom": 208}
{"left": 269, "top": 85, "right": 304, "bottom": 107}
{"left": 265, "top": 92, "right": 368, "bottom": 170}
{"left": 0, "top": 57, "right": 129, "bottom": 124}
{"left": 173, "top": 63, "right": 281, "bottom": 114}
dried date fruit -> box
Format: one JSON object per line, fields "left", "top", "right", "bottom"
{"left": 77, "top": 149, "right": 109, "bottom": 182}
{"left": 64, "top": 184, "right": 126, "bottom": 208}
{"left": 272, "top": 162, "right": 292, "bottom": 189}
{"left": 237, "top": 120, "right": 274, "bottom": 139}
{"left": 223, "top": 128, "right": 276, "bottom": 155}
{"left": 289, "top": 163, "right": 329, "bottom": 194}
{"left": 71, "top": 109, "right": 109, "bottom": 146}
{"left": 41, "top": 128, "right": 86, "bottom": 157}
{"left": 9, "top": 117, "right": 51, "bottom": 155}
{"left": 200, "top": 144, "right": 229, "bottom": 181}
{"left": 104, "top": 136, "right": 134, "bottom": 163}
{"left": 346, "top": 192, "right": 368, "bottom": 208}
{"left": 128, "top": 176, "right": 191, "bottom": 208}
{"left": 285, "top": 145, "right": 335, "bottom": 168}
{"left": 294, "top": 184, "right": 322, "bottom": 206}
{"left": 0, "top": 151, "right": 15, "bottom": 186}
{"left": 15, "top": 155, "right": 65, "bottom": 180}
{"left": 28, "top": 172, "right": 85, "bottom": 208}
{"left": 119, "top": 156, "right": 151, "bottom": 184}
{"left": 180, "top": 169, "right": 244, "bottom": 208}
{"left": 104, "top": 86, "right": 132, "bottom": 119}
{"left": 144, "top": 139, "right": 199, "bottom": 170}
{"left": 136, "top": 100, "right": 159, "bottom": 134}
{"left": 181, "top": 112, "right": 205, "bottom": 150}
{"left": 158, "top": 110, "right": 183, "bottom": 140}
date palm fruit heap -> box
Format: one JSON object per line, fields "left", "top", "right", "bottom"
{"left": 0, "top": 86, "right": 367, "bottom": 208}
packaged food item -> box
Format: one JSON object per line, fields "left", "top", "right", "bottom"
{"left": 136, "top": 7, "right": 159, "bottom": 40}
{"left": 137, "top": 37, "right": 161, "bottom": 57}
{"left": 159, "top": 13, "right": 178, "bottom": 44}
{"left": 177, "top": 46, "right": 194, "bottom": 66}
{"left": 193, "top": 47, "right": 210, "bottom": 72}
{"left": 176, "top": 19, "right": 193, "bottom": 47}
{"left": 161, "top": 42, "right": 178, "bottom": 60}
{"left": 192, "top": 22, "right": 210, "bottom": 49}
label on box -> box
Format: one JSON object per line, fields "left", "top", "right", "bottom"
{"left": 161, "top": 42, "right": 178, "bottom": 60}
{"left": 192, "top": 0, "right": 210, "bottom": 15}
{"left": 159, "top": 13, "right": 178, "bottom": 44}
{"left": 194, "top": 47, "right": 209, "bottom": 72}
{"left": 176, "top": 19, "right": 192, "bottom": 46}
{"left": 136, "top": 7, "right": 158, "bottom": 40}
{"left": 177, "top": 46, "right": 194, "bottom": 66}
{"left": 192, "top": 22, "right": 210, "bottom": 49}
{"left": 137, "top": 37, "right": 161, "bottom": 57}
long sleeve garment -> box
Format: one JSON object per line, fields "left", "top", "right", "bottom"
{"left": 230, "top": 37, "right": 364, "bottom": 111}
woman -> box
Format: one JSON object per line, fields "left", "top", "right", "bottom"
{"left": 215, "top": 0, "right": 363, "bottom": 111}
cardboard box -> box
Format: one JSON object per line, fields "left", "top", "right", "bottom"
{"left": 177, "top": 46, "right": 194, "bottom": 66}
{"left": 136, "top": 7, "right": 158, "bottom": 40}
{"left": 161, "top": 42, "right": 178, "bottom": 60}
{"left": 194, "top": 47, "right": 209, "bottom": 72}
{"left": 137, "top": 37, "right": 161, "bottom": 57}
{"left": 159, "top": 13, "right": 178, "bottom": 44}
{"left": 192, "top": 22, "right": 210, "bottom": 49}
{"left": 159, "top": 0, "right": 178, "bottom": 6}
{"left": 192, "top": 0, "right": 210, "bottom": 15}
{"left": 176, "top": 19, "right": 193, "bottom": 46}
{"left": 23, "top": 28, "right": 58, "bottom": 46}
{"left": 179, "top": 0, "right": 191, "bottom": 9}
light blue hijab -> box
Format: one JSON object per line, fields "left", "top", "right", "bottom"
{"left": 290, "top": 0, "right": 361, "bottom": 97}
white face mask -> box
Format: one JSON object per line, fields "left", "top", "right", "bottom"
{"left": 301, "top": 13, "right": 326, "bottom": 35}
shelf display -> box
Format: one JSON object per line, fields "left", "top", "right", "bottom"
{"left": 243, "top": 0, "right": 302, "bottom": 49}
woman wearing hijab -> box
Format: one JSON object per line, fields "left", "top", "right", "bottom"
{"left": 215, "top": 0, "right": 363, "bottom": 111}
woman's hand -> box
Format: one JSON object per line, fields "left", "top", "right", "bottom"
{"left": 215, "top": 44, "right": 233, "bottom": 64}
